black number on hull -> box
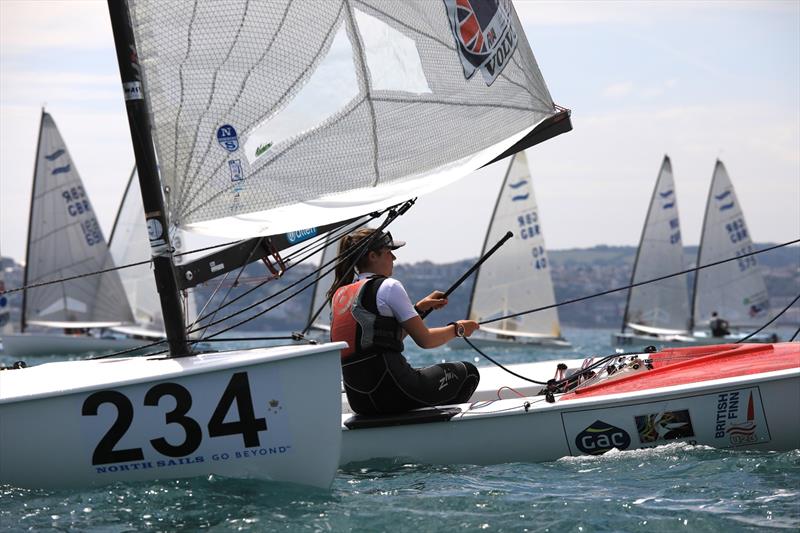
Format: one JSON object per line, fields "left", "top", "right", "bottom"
{"left": 83, "top": 372, "right": 267, "bottom": 464}
{"left": 208, "top": 372, "right": 267, "bottom": 447}
{"left": 82, "top": 390, "right": 144, "bottom": 465}
{"left": 144, "top": 383, "right": 202, "bottom": 457}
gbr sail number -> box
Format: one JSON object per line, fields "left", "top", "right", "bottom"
{"left": 81, "top": 372, "right": 266, "bottom": 466}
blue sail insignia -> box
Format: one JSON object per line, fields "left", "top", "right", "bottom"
{"left": 662, "top": 201, "right": 675, "bottom": 209}
{"left": 659, "top": 189, "right": 674, "bottom": 198}
{"left": 51, "top": 164, "right": 71, "bottom": 175}
{"left": 508, "top": 180, "right": 528, "bottom": 189}
{"left": 719, "top": 202, "right": 735, "bottom": 211}
{"left": 715, "top": 191, "right": 732, "bottom": 201}
{"left": 45, "top": 149, "right": 65, "bottom": 161}
{"left": 511, "top": 193, "right": 530, "bottom": 202}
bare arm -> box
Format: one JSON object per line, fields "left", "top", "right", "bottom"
{"left": 401, "top": 316, "right": 479, "bottom": 349}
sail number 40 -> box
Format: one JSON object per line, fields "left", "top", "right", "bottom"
{"left": 81, "top": 372, "right": 267, "bottom": 466}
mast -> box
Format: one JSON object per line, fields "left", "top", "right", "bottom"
{"left": 689, "top": 159, "right": 718, "bottom": 332}
{"left": 20, "top": 109, "right": 46, "bottom": 333}
{"left": 620, "top": 155, "right": 670, "bottom": 334}
{"left": 107, "top": 1, "right": 190, "bottom": 356}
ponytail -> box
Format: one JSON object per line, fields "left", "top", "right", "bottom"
{"left": 327, "top": 228, "right": 377, "bottom": 301}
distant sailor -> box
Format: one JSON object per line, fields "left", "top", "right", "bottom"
{"left": 329, "top": 228, "right": 481, "bottom": 415}
{"left": 709, "top": 311, "right": 730, "bottom": 338}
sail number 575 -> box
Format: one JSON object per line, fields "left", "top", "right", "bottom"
{"left": 81, "top": 371, "right": 267, "bottom": 466}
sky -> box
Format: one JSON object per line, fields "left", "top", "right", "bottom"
{"left": 1, "top": 0, "right": 798, "bottom": 266}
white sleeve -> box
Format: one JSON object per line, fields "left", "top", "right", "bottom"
{"left": 375, "top": 278, "right": 418, "bottom": 322}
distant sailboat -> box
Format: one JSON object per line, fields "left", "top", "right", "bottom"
{"left": 106, "top": 168, "right": 197, "bottom": 340}
{"left": 1, "top": 111, "right": 148, "bottom": 357}
{"left": 690, "top": 160, "right": 778, "bottom": 342}
{"left": 613, "top": 157, "right": 777, "bottom": 347}
{"left": 613, "top": 156, "right": 694, "bottom": 346}
{"left": 305, "top": 231, "right": 338, "bottom": 337}
{"left": 465, "top": 151, "right": 569, "bottom": 348}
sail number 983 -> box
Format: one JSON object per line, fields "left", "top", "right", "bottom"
{"left": 81, "top": 372, "right": 267, "bottom": 466}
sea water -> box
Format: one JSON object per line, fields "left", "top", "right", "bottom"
{"left": 1, "top": 328, "right": 798, "bottom": 532}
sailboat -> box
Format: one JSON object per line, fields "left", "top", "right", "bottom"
{"left": 464, "top": 150, "right": 569, "bottom": 348}
{"left": 0, "top": 111, "right": 153, "bottom": 358}
{"left": 689, "top": 160, "right": 779, "bottom": 343}
{"left": 613, "top": 157, "right": 778, "bottom": 348}
{"left": 106, "top": 167, "right": 198, "bottom": 341}
{"left": 0, "top": 0, "right": 573, "bottom": 489}
{"left": 612, "top": 156, "right": 696, "bottom": 347}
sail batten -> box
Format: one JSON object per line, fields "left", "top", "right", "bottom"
{"left": 128, "top": 0, "right": 565, "bottom": 238}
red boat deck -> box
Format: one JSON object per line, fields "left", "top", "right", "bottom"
{"left": 562, "top": 343, "right": 800, "bottom": 400}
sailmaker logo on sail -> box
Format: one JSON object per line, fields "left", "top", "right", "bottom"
{"left": 444, "top": 0, "right": 518, "bottom": 86}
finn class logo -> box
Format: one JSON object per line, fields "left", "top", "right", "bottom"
{"left": 444, "top": 0, "right": 518, "bottom": 86}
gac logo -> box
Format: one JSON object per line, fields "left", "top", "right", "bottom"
{"left": 575, "top": 420, "right": 631, "bottom": 455}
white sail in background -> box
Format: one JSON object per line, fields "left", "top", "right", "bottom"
{"left": 127, "top": 0, "right": 564, "bottom": 238}
{"left": 622, "top": 156, "right": 690, "bottom": 334}
{"left": 108, "top": 168, "right": 164, "bottom": 333}
{"left": 307, "top": 233, "right": 341, "bottom": 332}
{"left": 692, "top": 160, "right": 771, "bottom": 329}
{"left": 467, "top": 151, "right": 562, "bottom": 339}
{"left": 22, "top": 111, "right": 134, "bottom": 329}
{"left": 108, "top": 168, "right": 197, "bottom": 337}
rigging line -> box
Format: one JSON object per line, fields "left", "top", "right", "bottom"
{"left": 479, "top": 238, "right": 800, "bottom": 325}
{"left": 462, "top": 336, "right": 641, "bottom": 388}
{"left": 191, "top": 208, "right": 405, "bottom": 336}
{"left": 187, "top": 271, "right": 231, "bottom": 331}
{"left": 194, "top": 236, "right": 267, "bottom": 341}
{"left": 790, "top": 325, "right": 800, "bottom": 342}
{"left": 191, "top": 212, "right": 378, "bottom": 326}
{"left": 1, "top": 258, "right": 150, "bottom": 295}
{"left": 736, "top": 292, "right": 800, "bottom": 343}
{"left": 90, "top": 337, "right": 169, "bottom": 360}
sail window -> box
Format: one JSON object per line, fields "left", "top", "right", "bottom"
{"left": 244, "top": 23, "right": 359, "bottom": 164}
{"left": 353, "top": 10, "right": 431, "bottom": 94}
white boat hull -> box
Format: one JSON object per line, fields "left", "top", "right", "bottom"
{"left": 341, "top": 368, "right": 799, "bottom": 466}
{"left": 0, "top": 342, "right": 346, "bottom": 489}
{"left": 457, "top": 334, "right": 572, "bottom": 349}
{"left": 612, "top": 331, "right": 779, "bottom": 348}
{"left": 1, "top": 332, "right": 155, "bottom": 358}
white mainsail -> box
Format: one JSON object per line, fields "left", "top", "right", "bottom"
{"left": 692, "top": 160, "right": 771, "bottom": 329}
{"left": 622, "top": 156, "right": 690, "bottom": 334}
{"left": 22, "top": 111, "right": 134, "bottom": 330}
{"left": 467, "top": 151, "right": 562, "bottom": 339}
{"left": 127, "top": 0, "right": 564, "bottom": 238}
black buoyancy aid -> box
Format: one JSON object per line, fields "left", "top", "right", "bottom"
{"left": 331, "top": 276, "right": 405, "bottom": 360}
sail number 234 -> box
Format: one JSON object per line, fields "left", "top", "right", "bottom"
{"left": 81, "top": 372, "right": 267, "bottom": 466}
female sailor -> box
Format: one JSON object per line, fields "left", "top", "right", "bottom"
{"left": 329, "top": 228, "right": 481, "bottom": 415}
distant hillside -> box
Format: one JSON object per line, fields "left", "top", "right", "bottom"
{"left": 1, "top": 244, "right": 797, "bottom": 333}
